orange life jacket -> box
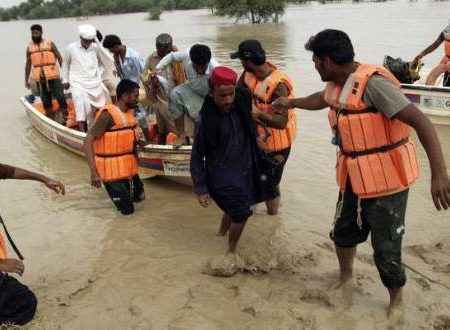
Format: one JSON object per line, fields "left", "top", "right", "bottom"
{"left": 28, "top": 39, "right": 60, "bottom": 82}
{"left": 325, "top": 64, "right": 420, "bottom": 198}
{"left": 244, "top": 62, "right": 297, "bottom": 152}
{"left": 0, "top": 233, "right": 6, "bottom": 259}
{"left": 445, "top": 39, "right": 450, "bottom": 58}
{"left": 93, "top": 104, "right": 139, "bottom": 182}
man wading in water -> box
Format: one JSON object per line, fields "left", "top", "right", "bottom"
{"left": 274, "top": 29, "right": 450, "bottom": 315}
{"left": 191, "top": 66, "right": 287, "bottom": 254}
{"left": 190, "top": 66, "right": 265, "bottom": 254}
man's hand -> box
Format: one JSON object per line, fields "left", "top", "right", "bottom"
{"left": 412, "top": 54, "right": 424, "bottom": 69}
{"left": 63, "top": 82, "right": 70, "bottom": 90}
{"left": 251, "top": 104, "right": 262, "bottom": 121}
{"left": 43, "top": 177, "right": 66, "bottom": 195}
{"left": 256, "top": 136, "right": 267, "bottom": 151}
{"left": 197, "top": 193, "right": 210, "bottom": 208}
{"left": 150, "top": 68, "right": 160, "bottom": 78}
{"left": 272, "top": 97, "right": 291, "bottom": 112}
{"left": 90, "top": 171, "right": 102, "bottom": 188}
{"left": 137, "top": 139, "right": 148, "bottom": 148}
{"left": 431, "top": 171, "right": 450, "bottom": 210}
{"left": 0, "top": 258, "right": 25, "bottom": 276}
{"left": 25, "top": 81, "right": 31, "bottom": 90}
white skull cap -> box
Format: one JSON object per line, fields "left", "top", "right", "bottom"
{"left": 78, "top": 24, "right": 96, "bottom": 40}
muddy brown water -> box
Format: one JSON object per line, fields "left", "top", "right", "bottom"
{"left": 0, "top": 2, "right": 449, "bottom": 329}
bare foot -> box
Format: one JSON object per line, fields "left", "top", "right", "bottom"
{"left": 330, "top": 277, "right": 352, "bottom": 290}
{"left": 387, "top": 303, "right": 405, "bottom": 329}
{"left": 217, "top": 229, "right": 228, "bottom": 236}
{"left": 172, "top": 136, "right": 186, "bottom": 149}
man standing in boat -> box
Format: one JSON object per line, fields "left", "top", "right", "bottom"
{"left": 62, "top": 24, "right": 109, "bottom": 132}
{"left": 102, "top": 34, "right": 150, "bottom": 139}
{"left": 151, "top": 44, "right": 219, "bottom": 148}
{"left": 0, "top": 163, "right": 64, "bottom": 326}
{"left": 273, "top": 29, "right": 450, "bottom": 314}
{"left": 84, "top": 79, "right": 146, "bottom": 215}
{"left": 25, "top": 24, "right": 68, "bottom": 124}
{"left": 191, "top": 66, "right": 268, "bottom": 254}
{"left": 141, "top": 33, "right": 186, "bottom": 144}
{"left": 231, "top": 40, "right": 296, "bottom": 216}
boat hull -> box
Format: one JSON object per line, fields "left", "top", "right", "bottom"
{"left": 401, "top": 84, "right": 450, "bottom": 126}
{"left": 21, "top": 97, "right": 192, "bottom": 183}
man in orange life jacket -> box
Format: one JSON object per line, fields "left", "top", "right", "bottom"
{"left": 231, "top": 40, "right": 297, "bottom": 215}
{"left": 85, "top": 79, "right": 146, "bottom": 215}
{"left": 273, "top": 29, "right": 450, "bottom": 313}
{"left": 413, "top": 22, "right": 450, "bottom": 86}
{"left": 0, "top": 163, "right": 64, "bottom": 326}
{"left": 25, "top": 24, "right": 68, "bottom": 124}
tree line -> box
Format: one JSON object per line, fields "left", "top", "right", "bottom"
{"left": 0, "top": 0, "right": 365, "bottom": 23}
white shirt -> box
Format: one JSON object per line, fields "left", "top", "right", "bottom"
{"left": 155, "top": 48, "right": 219, "bottom": 97}
{"left": 62, "top": 41, "right": 103, "bottom": 89}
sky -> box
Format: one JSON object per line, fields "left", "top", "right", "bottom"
{"left": 0, "top": 0, "right": 24, "bottom": 8}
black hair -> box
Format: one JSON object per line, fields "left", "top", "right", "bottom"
{"left": 116, "top": 79, "right": 139, "bottom": 100}
{"left": 103, "top": 34, "right": 122, "bottom": 49}
{"left": 30, "top": 24, "right": 42, "bottom": 32}
{"left": 304, "top": 29, "right": 355, "bottom": 65}
{"left": 96, "top": 30, "right": 103, "bottom": 42}
{"left": 249, "top": 53, "right": 266, "bottom": 66}
{"left": 189, "top": 44, "right": 212, "bottom": 66}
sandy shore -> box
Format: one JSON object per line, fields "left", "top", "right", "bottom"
{"left": 20, "top": 195, "right": 450, "bottom": 330}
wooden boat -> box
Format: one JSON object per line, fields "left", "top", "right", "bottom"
{"left": 401, "top": 84, "right": 450, "bottom": 126}
{"left": 20, "top": 96, "right": 192, "bottom": 183}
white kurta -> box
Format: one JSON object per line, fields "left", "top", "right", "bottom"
{"left": 62, "top": 42, "right": 108, "bottom": 123}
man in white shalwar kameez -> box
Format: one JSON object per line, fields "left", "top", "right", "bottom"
{"left": 62, "top": 25, "right": 110, "bottom": 131}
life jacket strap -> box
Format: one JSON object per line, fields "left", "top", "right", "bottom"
{"left": 341, "top": 138, "right": 409, "bottom": 158}
{"left": 0, "top": 215, "right": 24, "bottom": 261}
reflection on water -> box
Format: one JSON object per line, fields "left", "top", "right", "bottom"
{"left": 214, "top": 23, "right": 290, "bottom": 70}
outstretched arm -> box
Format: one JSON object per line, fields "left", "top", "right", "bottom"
{"left": 0, "top": 163, "right": 65, "bottom": 195}
{"left": 272, "top": 91, "right": 328, "bottom": 112}
{"left": 395, "top": 104, "right": 450, "bottom": 210}
{"left": 413, "top": 32, "right": 445, "bottom": 64}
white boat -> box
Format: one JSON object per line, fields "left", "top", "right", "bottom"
{"left": 401, "top": 83, "right": 450, "bottom": 126}
{"left": 20, "top": 96, "right": 193, "bottom": 184}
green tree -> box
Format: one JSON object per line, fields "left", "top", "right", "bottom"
{"left": 214, "top": 0, "right": 286, "bottom": 23}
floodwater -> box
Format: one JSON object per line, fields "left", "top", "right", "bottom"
{"left": 0, "top": 1, "right": 449, "bottom": 329}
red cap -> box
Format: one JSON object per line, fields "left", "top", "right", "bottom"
{"left": 209, "top": 66, "right": 238, "bottom": 87}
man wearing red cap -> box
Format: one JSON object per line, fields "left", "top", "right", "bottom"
{"left": 190, "top": 66, "right": 266, "bottom": 253}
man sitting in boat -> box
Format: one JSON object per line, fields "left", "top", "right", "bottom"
{"left": 151, "top": 44, "right": 219, "bottom": 148}
{"left": 190, "top": 66, "right": 267, "bottom": 254}
{"left": 25, "top": 24, "right": 68, "bottom": 125}
{"left": 141, "top": 33, "right": 187, "bottom": 145}
{"left": 102, "top": 34, "right": 150, "bottom": 140}
{"left": 62, "top": 24, "right": 110, "bottom": 132}
{"left": 413, "top": 22, "right": 450, "bottom": 86}
{"left": 84, "top": 79, "right": 146, "bottom": 215}
{"left": 0, "top": 163, "right": 64, "bottom": 326}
